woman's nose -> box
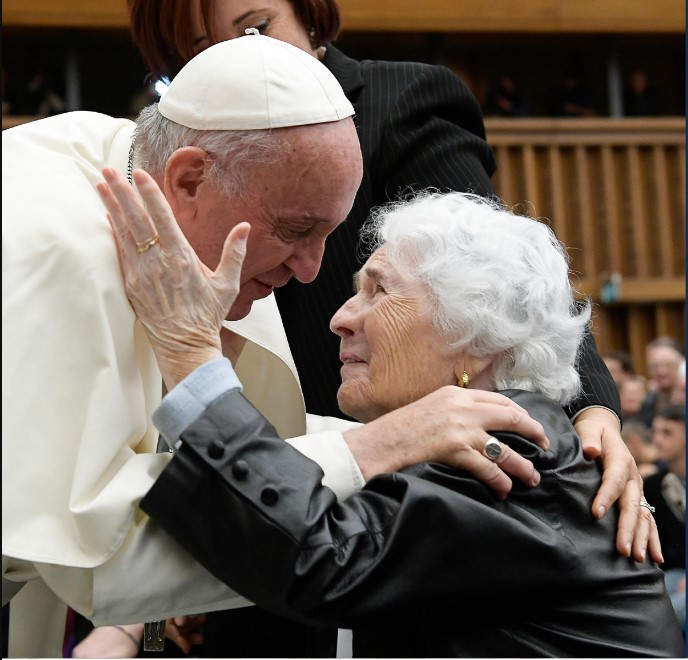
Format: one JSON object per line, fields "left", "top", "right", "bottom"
{"left": 330, "top": 298, "right": 359, "bottom": 337}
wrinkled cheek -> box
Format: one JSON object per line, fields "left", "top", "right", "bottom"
{"left": 337, "top": 376, "right": 384, "bottom": 421}
{"left": 369, "top": 330, "right": 414, "bottom": 390}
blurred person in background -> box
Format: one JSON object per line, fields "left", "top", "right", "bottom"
{"left": 645, "top": 337, "right": 685, "bottom": 417}
{"left": 551, "top": 68, "right": 597, "bottom": 117}
{"left": 623, "top": 67, "right": 664, "bottom": 117}
{"left": 484, "top": 74, "right": 531, "bottom": 117}
{"left": 603, "top": 350, "right": 636, "bottom": 389}
{"left": 670, "top": 360, "right": 685, "bottom": 405}
{"left": 621, "top": 420, "right": 659, "bottom": 479}
{"left": 620, "top": 374, "right": 655, "bottom": 428}
{"left": 644, "top": 404, "right": 686, "bottom": 635}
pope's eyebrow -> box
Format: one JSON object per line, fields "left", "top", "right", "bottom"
{"left": 352, "top": 271, "right": 360, "bottom": 293}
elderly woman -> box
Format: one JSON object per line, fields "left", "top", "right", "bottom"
{"left": 98, "top": 178, "right": 682, "bottom": 657}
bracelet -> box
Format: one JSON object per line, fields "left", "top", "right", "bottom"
{"left": 113, "top": 625, "right": 141, "bottom": 648}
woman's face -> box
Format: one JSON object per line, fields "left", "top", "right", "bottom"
{"left": 192, "top": 0, "right": 317, "bottom": 58}
{"left": 330, "top": 247, "right": 460, "bottom": 422}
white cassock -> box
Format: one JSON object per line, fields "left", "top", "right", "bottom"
{"left": 2, "top": 111, "right": 361, "bottom": 657}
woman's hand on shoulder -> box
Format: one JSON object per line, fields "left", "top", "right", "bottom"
{"left": 575, "top": 407, "right": 662, "bottom": 564}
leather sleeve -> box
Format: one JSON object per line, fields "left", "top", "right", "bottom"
{"left": 141, "top": 390, "right": 581, "bottom": 629}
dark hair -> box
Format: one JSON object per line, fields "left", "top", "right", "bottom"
{"left": 655, "top": 404, "right": 686, "bottom": 423}
{"left": 603, "top": 350, "right": 635, "bottom": 375}
{"left": 128, "top": 0, "right": 342, "bottom": 81}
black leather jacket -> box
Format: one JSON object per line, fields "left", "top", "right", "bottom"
{"left": 142, "top": 390, "right": 684, "bottom": 657}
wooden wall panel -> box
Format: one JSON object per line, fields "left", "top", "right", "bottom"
{"left": 485, "top": 117, "right": 686, "bottom": 366}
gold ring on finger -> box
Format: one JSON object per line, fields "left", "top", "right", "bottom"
{"left": 136, "top": 234, "right": 160, "bottom": 253}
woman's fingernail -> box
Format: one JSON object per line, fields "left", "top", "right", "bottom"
{"left": 597, "top": 504, "right": 606, "bottom": 518}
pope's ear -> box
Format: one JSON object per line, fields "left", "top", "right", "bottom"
{"left": 163, "top": 147, "right": 210, "bottom": 213}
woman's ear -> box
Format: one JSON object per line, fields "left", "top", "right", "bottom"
{"left": 453, "top": 354, "right": 495, "bottom": 389}
{"left": 163, "top": 147, "right": 210, "bottom": 217}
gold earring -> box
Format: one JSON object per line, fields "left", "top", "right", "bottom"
{"left": 458, "top": 372, "right": 469, "bottom": 388}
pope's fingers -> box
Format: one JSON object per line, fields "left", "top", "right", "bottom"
{"left": 101, "top": 168, "right": 158, "bottom": 246}
{"left": 216, "top": 222, "right": 250, "bottom": 291}
{"left": 131, "top": 169, "right": 189, "bottom": 247}
{"left": 96, "top": 178, "right": 141, "bottom": 266}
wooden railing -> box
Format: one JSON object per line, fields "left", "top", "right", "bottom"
{"left": 485, "top": 117, "right": 686, "bottom": 372}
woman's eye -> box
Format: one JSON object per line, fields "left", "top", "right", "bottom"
{"left": 252, "top": 19, "right": 270, "bottom": 34}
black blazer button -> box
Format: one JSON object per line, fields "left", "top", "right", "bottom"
{"left": 261, "top": 487, "right": 279, "bottom": 506}
{"left": 207, "top": 439, "right": 225, "bottom": 459}
{"left": 232, "top": 460, "right": 249, "bottom": 480}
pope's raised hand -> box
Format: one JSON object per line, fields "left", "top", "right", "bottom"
{"left": 96, "top": 167, "right": 250, "bottom": 388}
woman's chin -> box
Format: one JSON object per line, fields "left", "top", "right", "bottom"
{"left": 337, "top": 393, "right": 381, "bottom": 424}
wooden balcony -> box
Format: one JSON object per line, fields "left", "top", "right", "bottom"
{"left": 485, "top": 116, "right": 685, "bottom": 370}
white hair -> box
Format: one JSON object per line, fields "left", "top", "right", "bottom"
{"left": 361, "top": 192, "right": 591, "bottom": 405}
{"left": 132, "top": 104, "right": 285, "bottom": 198}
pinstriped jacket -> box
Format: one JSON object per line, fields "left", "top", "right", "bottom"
{"left": 275, "top": 45, "right": 620, "bottom": 421}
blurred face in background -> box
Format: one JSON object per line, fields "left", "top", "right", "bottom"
{"left": 651, "top": 415, "right": 685, "bottom": 470}
{"left": 603, "top": 356, "right": 627, "bottom": 387}
{"left": 619, "top": 377, "right": 648, "bottom": 416}
{"left": 670, "top": 362, "right": 685, "bottom": 404}
{"left": 646, "top": 346, "right": 683, "bottom": 393}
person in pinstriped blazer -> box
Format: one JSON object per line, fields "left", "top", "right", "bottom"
{"left": 128, "top": 0, "right": 624, "bottom": 450}
{"left": 81, "top": 1, "right": 651, "bottom": 656}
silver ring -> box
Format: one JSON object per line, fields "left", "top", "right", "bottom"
{"left": 484, "top": 437, "right": 503, "bottom": 461}
{"left": 639, "top": 500, "right": 656, "bottom": 514}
